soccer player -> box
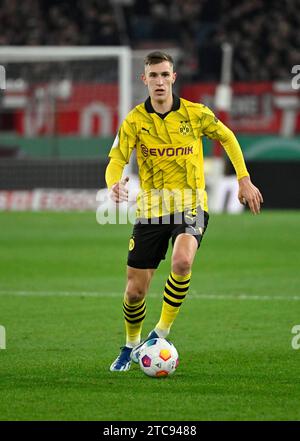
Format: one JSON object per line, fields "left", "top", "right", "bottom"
{"left": 106, "top": 51, "right": 263, "bottom": 371}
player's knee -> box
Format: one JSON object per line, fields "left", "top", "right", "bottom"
{"left": 125, "top": 280, "right": 147, "bottom": 303}
{"left": 172, "top": 254, "right": 192, "bottom": 275}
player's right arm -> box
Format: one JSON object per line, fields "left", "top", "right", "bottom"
{"left": 105, "top": 114, "right": 136, "bottom": 202}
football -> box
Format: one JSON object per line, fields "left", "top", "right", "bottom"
{"left": 139, "top": 337, "right": 179, "bottom": 378}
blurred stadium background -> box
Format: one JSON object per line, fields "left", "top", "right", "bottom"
{"left": 0, "top": 0, "right": 299, "bottom": 212}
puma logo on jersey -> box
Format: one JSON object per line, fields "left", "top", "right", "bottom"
{"left": 142, "top": 127, "right": 151, "bottom": 134}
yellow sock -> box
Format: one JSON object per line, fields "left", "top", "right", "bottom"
{"left": 155, "top": 272, "right": 191, "bottom": 337}
{"left": 123, "top": 297, "right": 146, "bottom": 347}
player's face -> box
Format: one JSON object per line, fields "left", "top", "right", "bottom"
{"left": 142, "top": 61, "right": 176, "bottom": 103}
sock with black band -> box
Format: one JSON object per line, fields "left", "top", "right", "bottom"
{"left": 155, "top": 271, "right": 191, "bottom": 338}
{"left": 123, "top": 297, "right": 146, "bottom": 348}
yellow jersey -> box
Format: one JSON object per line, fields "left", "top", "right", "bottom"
{"left": 106, "top": 95, "right": 249, "bottom": 218}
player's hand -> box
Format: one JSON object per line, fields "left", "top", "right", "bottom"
{"left": 238, "top": 176, "right": 263, "bottom": 214}
{"left": 110, "top": 176, "right": 129, "bottom": 203}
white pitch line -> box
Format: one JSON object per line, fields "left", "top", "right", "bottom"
{"left": 0, "top": 290, "right": 300, "bottom": 301}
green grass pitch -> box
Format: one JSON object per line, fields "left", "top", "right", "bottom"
{"left": 0, "top": 211, "right": 300, "bottom": 421}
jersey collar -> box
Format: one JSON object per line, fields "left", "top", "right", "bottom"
{"left": 144, "top": 94, "right": 180, "bottom": 119}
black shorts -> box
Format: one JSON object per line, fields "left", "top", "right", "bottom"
{"left": 127, "top": 208, "right": 209, "bottom": 269}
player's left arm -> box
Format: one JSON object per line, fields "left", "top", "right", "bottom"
{"left": 201, "top": 109, "right": 263, "bottom": 214}
{"left": 237, "top": 175, "right": 263, "bottom": 215}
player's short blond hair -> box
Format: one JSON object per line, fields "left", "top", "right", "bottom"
{"left": 144, "top": 51, "right": 174, "bottom": 68}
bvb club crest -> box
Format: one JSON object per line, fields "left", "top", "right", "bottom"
{"left": 179, "top": 121, "right": 190, "bottom": 136}
{"left": 129, "top": 237, "right": 135, "bottom": 251}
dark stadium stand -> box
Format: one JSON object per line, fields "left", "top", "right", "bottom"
{"left": 0, "top": 0, "right": 298, "bottom": 81}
